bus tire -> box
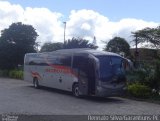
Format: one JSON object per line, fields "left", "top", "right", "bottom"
{"left": 33, "top": 78, "right": 40, "bottom": 89}
{"left": 72, "top": 83, "right": 80, "bottom": 97}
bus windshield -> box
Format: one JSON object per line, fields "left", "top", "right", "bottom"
{"left": 96, "top": 56, "right": 124, "bottom": 80}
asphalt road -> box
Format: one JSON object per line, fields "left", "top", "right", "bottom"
{"left": 0, "top": 78, "right": 160, "bottom": 115}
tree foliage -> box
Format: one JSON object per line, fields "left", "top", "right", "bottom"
{"left": 40, "top": 42, "right": 63, "bottom": 52}
{"left": 40, "top": 37, "right": 98, "bottom": 52}
{"left": 132, "top": 26, "right": 160, "bottom": 48}
{"left": 104, "top": 37, "right": 130, "bottom": 57}
{"left": 63, "top": 37, "right": 98, "bottom": 49}
{"left": 0, "top": 22, "right": 38, "bottom": 69}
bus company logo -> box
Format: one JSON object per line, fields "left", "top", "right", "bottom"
{"left": 46, "top": 68, "right": 71, "bottom": 74}
{"left": 46, "top": 66, "right": 78, "bottom": 78}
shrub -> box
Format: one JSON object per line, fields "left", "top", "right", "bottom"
{"left": 126, "top": 62, "right": 156, "bottom": 87}
{"left": 150, "top": 60, "right": 160, "bottom": 91}
{"left": 9, "top": 70, "right": 23, "bottom": 79}
{"left": 127, "top": 83, "right": 151, "bottom": 98}
{"left": 0, "top": 70, "right": 9, "bottom": 77}
{"left": 0, "top": 69, "right": 23, "bottom": 79}
{"left": 126, "top": 67, "right": 150, "bottom": 80}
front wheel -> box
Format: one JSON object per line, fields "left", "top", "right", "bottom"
{"left": 33, "top": 78, "right": 40, "bottom": 89}
{"left": 72, "top": 83, "right": 80, "bottom": 97}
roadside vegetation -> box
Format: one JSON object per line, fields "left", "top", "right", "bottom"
{"left": 124, "top": 26, "right": 160, "bottom": 102}
{"left": 0, "top": 69, "right": 23, "bottom": 80}
{"left": 104, "top": 27, "right": 160, "bottom": 102}
{"left": 126, "top": 60, "right": 160, "bottom": 102}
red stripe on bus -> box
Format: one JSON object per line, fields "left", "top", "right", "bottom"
{"left": 44, "top": 56, "right": 78, "bottom": 77}
{"left": 46, "top": 64, "right": 78, "bottom": 78}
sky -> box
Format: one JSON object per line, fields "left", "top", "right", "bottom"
{"left": 0, "top": 0, "right": 160, "bottom": 49}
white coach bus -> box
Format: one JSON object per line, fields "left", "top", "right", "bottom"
{"left": 24, "top": 48, "right": 127, "bottom": 97}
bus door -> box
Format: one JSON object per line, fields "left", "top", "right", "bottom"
{"left": 88, "top": 57, "right": 96, "bottom": 95}
{"left": 73, "top": 55, "right": 89, "bottom": 95}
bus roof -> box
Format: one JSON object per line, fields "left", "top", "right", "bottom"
{"left": 25, "top": 48, "right": 121, "bottom": 57}
{"left": 56, "top": 48, "right": 121, "bottom": 56}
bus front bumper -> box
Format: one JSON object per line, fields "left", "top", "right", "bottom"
{"left": 95, "top": 86, "right": 127, "bottom": 97}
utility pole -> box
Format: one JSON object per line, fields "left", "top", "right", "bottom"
{"left": 135, "top": 33, "right": 138, "bottom": 68}
{"left": 63, "top": 22, "right": 66, "bottom": 44}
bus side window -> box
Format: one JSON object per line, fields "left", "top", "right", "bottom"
{"left": 73, "top": 56, "right": 88, "bottom": 73}
{"left": 59, "top": 55, "right": 71, "bottom": 67}
{"left": 28, "top": 58, "right": 47, "bottom": 66}
{"left": 48, "top": 57, "right": 59, "bottom": 65}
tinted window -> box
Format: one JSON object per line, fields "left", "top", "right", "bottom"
{"left": 111, "top": 56, "right": 123, "bottom": 74}
{"left": 47, "top": 56, "right": 60, "bottom": 65}
{"left": 28, "top": 57, "right": 47, "bottom": 66}
{"left": 96, "top": 56, "right": 112, "bottom": 78}
{"left": 73, "top": 56, "right": 88, "bottom": 72}
{"left": 27, "top": 54, "right": 71, "bottom": 67}
{"left": 111, "top": 56, "right": 122, "bottom": 65}
{"left": 59, "top": 55, "right": 71, "bottom": 66}
{"left": 47, "top": 54, "right": 71, "bottom": 67}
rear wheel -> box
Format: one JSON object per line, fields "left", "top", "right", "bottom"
{"left": 33, "top": 78, "right": 40, "bottom": 89}
{"left": 72, "top": 83, "right": 80, "bottom": 97}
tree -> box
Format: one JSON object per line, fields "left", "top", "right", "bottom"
{"left": 40, "top": 38, "right": 98, "bottom": 52}
{"left": 40, "top": 42, "right": 63, "bottom": 52}
{"left": 104, "top": 37, "right": 130, "bottom": 57}
{"left": 132, "top": 26, "right": 160, "bottom": 49}
{"left": 0, "top": 22, "right": 38, "bottom": 69}
{"left": 63, "top": 37, "right": 98, "bottom": 49}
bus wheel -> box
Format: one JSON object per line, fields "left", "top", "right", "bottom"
{"left": 73, "top": 83, "right": 80, "bottom": 97}
{"left": 33, "top": 78, "right": 40, "bottom": 89}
